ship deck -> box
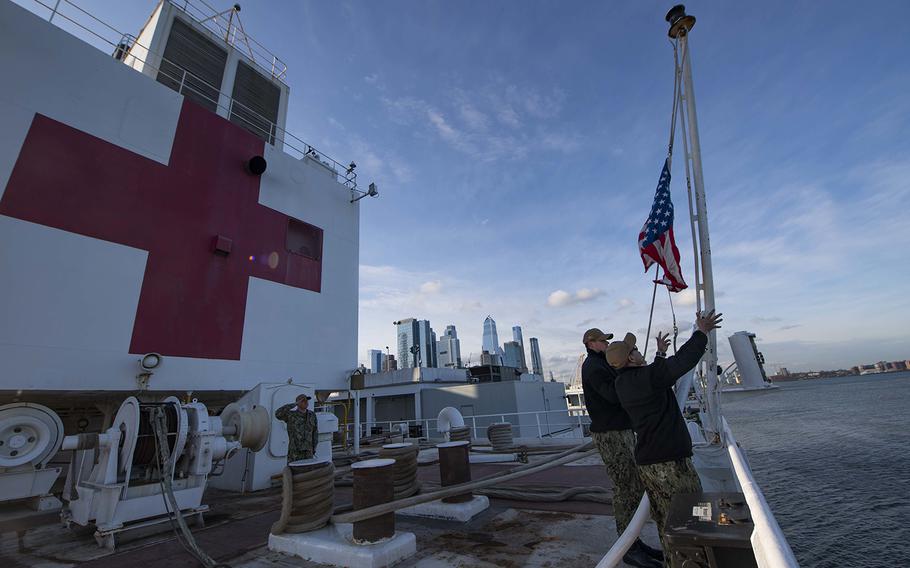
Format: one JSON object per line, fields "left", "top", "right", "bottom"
{"left": 1, "top": 453, "right": 661, "bottom": 568}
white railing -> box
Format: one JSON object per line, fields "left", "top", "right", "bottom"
{"left": 722, "top": 418, "right": 799, "bottom": 568}
{"left": 594, "top": 494, "right": 651, "bottom": 568}
{"left": 27, "top": 0, "right": 361, "bottom": 194}
{"left": 174, "top": 0, "right": 289, "bottom": 81}
{"left": 339, "top": 408, "right": 590, "bottom": 443}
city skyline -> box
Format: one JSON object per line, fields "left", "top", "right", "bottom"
{"left": 367, "top": 316, "right": 545, "bottom": 375}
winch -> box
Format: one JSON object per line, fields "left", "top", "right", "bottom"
{"left": 0, "top": 402, "right": 66, "bottom": 510}
{"left": 61, "top": 395, "right": 269, "bottom": 549}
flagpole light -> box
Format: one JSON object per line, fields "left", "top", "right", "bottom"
{"left": 666, "top": 5, "right": 695, "bottom": 38}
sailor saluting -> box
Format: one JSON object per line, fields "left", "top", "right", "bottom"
{"left": 275, "top": 393, "right": 319, "bottom": 462}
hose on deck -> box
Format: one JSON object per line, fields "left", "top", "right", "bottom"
{"left": 475, "top": 484, "right": 611, "bottom": 504}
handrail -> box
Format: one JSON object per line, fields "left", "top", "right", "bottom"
{"left": 178, "top": 0, "right": 288, "bottom": 81}
{"left": 723, "top": 418, "right": 799, "bottom": 567}
{"left": 344, "top": 408, "right": 590, "bottom": 441}
{"left": 594, "top": 494, "right": 650, "bottom": 568}
{"left": 27, "top": 0, "right": 360, "bottom": 193}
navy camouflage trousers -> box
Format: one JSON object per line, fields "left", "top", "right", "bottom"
{"left": 591, "top": 430, "right": 645, "bottom": 535}
{"left": 638, "top": 457, "right": 702, "bottom": 551}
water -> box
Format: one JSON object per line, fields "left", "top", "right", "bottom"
{"left": 723, "top": 372, "right": 910, "bottom": 568}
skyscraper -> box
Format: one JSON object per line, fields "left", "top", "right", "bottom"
{"left": 512, "top": 325, "right": 528, "bottom": 373}
{"left": 482, "top": 316, "right": 503, "bottom": 357}
{"left": 529, "top": 337, "right": 543, "bottom": 375}
{"left": 503, "top": 341, "right": 523, "bottom": 369}
{"left": 394, "top": 318, "right": 419, "bottom": 368}
{"left": 368, "top": 349, "right": 383, "bottom": 374}
{"left": 416, "top": 319, "right": 437, "bottom": 368}
{"left": 437, "top": 325, "right": 462, "bottom": 368}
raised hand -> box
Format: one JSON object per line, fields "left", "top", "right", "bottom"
{"left": 695, "top": 309, "right": 723, "bottom": 333}
{"left": 655, "top": 331, "right": 671, "bottom": 353}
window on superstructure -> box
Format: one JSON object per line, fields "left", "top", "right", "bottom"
{"left": 157, "top": 18, "right": 227, "bottom": 113}
{"left": 286, "top": 219, "right": 322, "bottom": 261}
{"left": 230, "top": 61, "right": 281, "bottom": 144}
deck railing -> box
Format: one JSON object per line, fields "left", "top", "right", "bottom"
{"left": 27, "top": 0, "right": 360, "bottom": 194}
{"left": 340, "top": 408, "right": 590, "bottom": 442}
{"left": 722, "top": 418, "right": 799, "bottom": 567}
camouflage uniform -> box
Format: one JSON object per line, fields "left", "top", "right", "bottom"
{"left": 638, "top": 457, "right": 702, "bottom": 553}
{"left": 275, "top": 404, "right": 318, "bottom": 462}
{"left": 591, "top": 429, "right": 647, "bottom": 535}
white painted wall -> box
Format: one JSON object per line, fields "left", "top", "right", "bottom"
{"left": 0, "top": 1, "right": 358, "bottom": 394}
{"left": 123, "top": 1, "right": 166, "bottom": 78}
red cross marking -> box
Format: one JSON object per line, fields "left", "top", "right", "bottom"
{"left": 0, "top": 100, "right": 323, "bottom": 360}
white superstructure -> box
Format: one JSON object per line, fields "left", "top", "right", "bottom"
{"left": 0, "top": 0, "right": 360, "bottom": 404}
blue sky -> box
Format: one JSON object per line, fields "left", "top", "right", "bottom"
{"left": 18, "top": 0, "right": 910, "bottom": 376}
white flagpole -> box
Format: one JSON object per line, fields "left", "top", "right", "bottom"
{"left": 667, "top": 5, "right": 721, "bottom": 440}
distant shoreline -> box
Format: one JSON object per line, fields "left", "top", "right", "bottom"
{"left": 771, "top": 370, "right": 909, "bottom": 383}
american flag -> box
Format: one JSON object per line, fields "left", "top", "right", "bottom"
{"left": 638, "top": 158, "right": 687, "bottom": 292}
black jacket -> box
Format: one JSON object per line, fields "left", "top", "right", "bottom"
{"left": 614, "top": 331, "right": 708, "bottom": 465}
{"left": 581, "top": 348, "right": 632, "bottom": 432}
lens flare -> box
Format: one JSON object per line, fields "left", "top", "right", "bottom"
{"left": 268, "top": 251, "right": 279, "bottom": 269}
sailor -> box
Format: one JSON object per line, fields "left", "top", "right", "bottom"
{"left": 581, "top": 328, "right": 664, "bottom": 568}
{"left": 609, "top": 310, "right": 723, "bottom": 557}
{"left": 275, "top": 393, "right": 319, "bottom": 462}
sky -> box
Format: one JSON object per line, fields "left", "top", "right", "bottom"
{"left": 18, "top": 0, "right": 910, "bottom": 377}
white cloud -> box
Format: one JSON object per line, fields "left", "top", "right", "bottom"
{"left": 676, "top": 289, "right": 697, "bottom": 307}
{"left": 547, "top": 288, "right": 605, "bottom": 308}
{"left": 459, "top": 103, "right": 488, "bottom": 130}
{"left": 426, "top": 110, "right": 459, "bottom": 143}
{"left": 419, "top": 280, "right": 442, "bottom": 294}
{"left": 497, "top": 106, "right": 521, "bottom": 128}
{"left": 547, "top": 290, "right": 572, "bottom": 307}
{"left": 380, "top": 81, "right": 578, "bottom": 163}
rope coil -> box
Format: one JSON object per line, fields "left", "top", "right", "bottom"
{"left": 486, "top": 422, "right": 514, "bottom": 452}
{"left": 448, "top": 426, "right": 471, "bottom": 443}
{"left": 378, "top": 443, "right": 420, "bottom": 499}
{"left": 271, "top": 461, "right": 335, "bottom": 535}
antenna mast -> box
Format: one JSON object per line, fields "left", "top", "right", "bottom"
{"left": 666, "top": 5, "right": 722, "bottom": 440}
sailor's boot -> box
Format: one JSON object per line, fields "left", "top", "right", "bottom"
{"left": 622, "top": 539, "right": 663, "bottom": 568}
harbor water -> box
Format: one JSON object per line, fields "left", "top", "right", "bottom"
{"left": 723, "top": 372, "right": 910, "bottom": 568}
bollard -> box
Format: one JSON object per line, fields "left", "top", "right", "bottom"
{"left": 351, "top": 458, "right": 396, "bottom": 543}
{"left": 437, "top": 440, "right": 472, "bottom": 503}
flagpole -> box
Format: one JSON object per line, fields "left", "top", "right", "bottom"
{"left": 643, "top": 266, "right": 660, "bottom": 358}
{"left": 667, "top": 5, "right": 721, "bottom": 440}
